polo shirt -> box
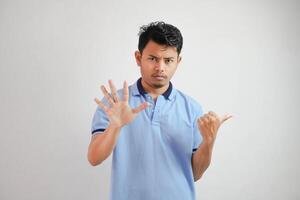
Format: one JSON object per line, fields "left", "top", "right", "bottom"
{"left": 91, "top": 77, "right": 204, "bottom": 200}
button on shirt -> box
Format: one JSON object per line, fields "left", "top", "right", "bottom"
{"left": 91, "top": 78, "right": 204, "bottom": 200}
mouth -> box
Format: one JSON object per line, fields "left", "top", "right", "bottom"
{"left": 152, "top": 74, "right": 167, "bottom": 80}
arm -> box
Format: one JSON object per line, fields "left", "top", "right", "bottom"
{"left": 191, "top": 140, "right": 214, "bottom": 181}
{"left": 192, "top": 111, "right": 232, "bottom": 182}
{"left": 87, "top": 80, "right": 148, "bottom": 167}
{"left": 87, "top": 124, "right": 121, "bottom": 166}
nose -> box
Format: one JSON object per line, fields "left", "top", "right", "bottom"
{"left": 154, "top": 59, "right": 165, "bottom": 72}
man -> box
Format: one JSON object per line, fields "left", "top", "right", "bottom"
{"left": 88, "top": 21, "right": 232, "bottom": 200}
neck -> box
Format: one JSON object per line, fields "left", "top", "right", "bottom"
{"left": 141, "top": 79, "right": 169, "bottom": 100}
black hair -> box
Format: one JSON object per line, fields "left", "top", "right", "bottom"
{"left": 137, "top": 21, "right": 183, "bottom": 55}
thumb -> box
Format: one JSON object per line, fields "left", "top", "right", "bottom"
{"left": 132, "top": 102, "right": 149, "bottom": 114}
{"left": 220, "top": 114, "right": 233, "bottom": 124}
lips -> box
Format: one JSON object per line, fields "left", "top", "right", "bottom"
{"left": 152, "top": 74, "right": 167, "bottom": 79}
{"left": 152, "top": 76, "right": 166, "bottom": 81}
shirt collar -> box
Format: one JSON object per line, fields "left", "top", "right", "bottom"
{"left": 132, "top": 77, "right": 175, "bottom": 100}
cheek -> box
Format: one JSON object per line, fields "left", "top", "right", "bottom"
{"left": 167, "top": 66, "right": 177, "bottom": 75}
{"left": 139, "top": 65, "right": 151, "bottom": 77}
{"left": 140, "top": 62, "right": 154, "bottom": 72}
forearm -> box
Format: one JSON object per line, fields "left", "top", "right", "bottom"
{"left": 88, "top": 124, "right": 121, "bottom": 166}
{"left": 192, "top": 141, "right": 214, "bottom": 181}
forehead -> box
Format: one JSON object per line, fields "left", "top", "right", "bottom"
{"left": 142, "top": 40, "right": 178, "bottom": 57}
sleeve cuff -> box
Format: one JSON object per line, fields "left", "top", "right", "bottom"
{"left": 91, "top": 128, "right": 106, "bottom": 134}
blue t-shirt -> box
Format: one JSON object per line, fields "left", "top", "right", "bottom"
{"left": 91, "top": 78, "right": 204, "bottom": 200}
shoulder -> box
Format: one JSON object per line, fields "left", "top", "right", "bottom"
{"left": 175, "top": 89, "right": 204, "bottom": 116}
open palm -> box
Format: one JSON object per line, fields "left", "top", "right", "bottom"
{"left": 94, "top": 80, "right": 148, "bottom": 128}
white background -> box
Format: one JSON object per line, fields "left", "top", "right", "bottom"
{"left": 0, "top": 0, "right": 299, "bottom": 199}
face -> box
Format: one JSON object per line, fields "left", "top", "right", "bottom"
{"left": 135, "top": 40, "right": 181, "bottom": 89}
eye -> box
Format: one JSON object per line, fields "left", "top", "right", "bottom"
{"left": 148, "top": 57, "right": 156, "bottom": 61}
{"left": 165, "top": 59, "right": 173, "bottom": 64}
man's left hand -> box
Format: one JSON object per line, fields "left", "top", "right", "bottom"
{"left": 197, "top": 111, "right": 232, "bottom": 144}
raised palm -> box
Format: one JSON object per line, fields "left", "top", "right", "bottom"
{"left": 94, "top": 80, "right": 148, "bottom": 128}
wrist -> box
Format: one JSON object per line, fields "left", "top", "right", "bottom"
{"left": 202, "top": 138, "right": 214, "bottom": 145}
{"left": 109, "top": 122, "right": 122, "bottom": 130}
{"left": 200, "top": 139, "right": 215, "bottom": 151}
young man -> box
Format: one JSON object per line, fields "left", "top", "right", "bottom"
{"left": 88, "top": 21, "right": 232, "bottom": 200}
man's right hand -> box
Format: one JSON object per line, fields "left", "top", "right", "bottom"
{"left": 94, "top": 80, "right": 148, "bottom": 129}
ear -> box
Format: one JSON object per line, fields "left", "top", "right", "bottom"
{"left": 177, "top": 55, "right": 182, "bottom": 64}
{"left": 134, "top": 51, "right": 142, "bottom": 67}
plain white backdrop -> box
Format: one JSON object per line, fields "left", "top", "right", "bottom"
{"left": 0, "top": 0, "right": 299, "bottom": 199}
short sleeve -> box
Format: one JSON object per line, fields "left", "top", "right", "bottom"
{"left": 91, "top": 97, "right": 110, "bottom": 135}
{"left": 192, "top": 102, "right": 204, "bottom": 153}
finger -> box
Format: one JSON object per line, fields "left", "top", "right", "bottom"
{"left": 208, "top": 111, "right": 217, "bottom": 118}
{"left": 202, "top": 115, "right": 209, "bottom": 124}
{"left": 203, "top": 113, "right": 209, "bottom": 120}
{"left": 206, "top": 114, "right": 213, "bottom": 121}
{"left": 132, "top": 102, "right": 148, "bottom": 114}
{"left": 123, "top": 80, "right": 129, "bottom": 102}
{"left": 108, "top": 80, "right": 119, "bottom": 103}
{"left": 206, "top": 115, "right": 215, "bottom": 127}
{"left": 208, "top": 113, "right": 217, "bottom": 123}
{"left": 197, "top": 118, "right": 202, "bottom": 128}
{"left": 220, "top": 114, "right": 233, "bottom": 124}
{"left": 101, "top": 85, "right": 115, "bottom": 105}
{"left": 94, "top": 98, "right": 109, "bottom": 113}
{"left": 197, "top": 118, "right": 204, "bottom": 126}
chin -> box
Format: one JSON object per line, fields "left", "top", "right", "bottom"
{"left": 152, "top": 84, "right": 164, "bottom": 89}
{"left": 152, "top": 81, "right": 168, "bottom": 89}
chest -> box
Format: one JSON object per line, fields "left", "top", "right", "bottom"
{"left": 120, "top": 96, "right": 195, "bottom": 155}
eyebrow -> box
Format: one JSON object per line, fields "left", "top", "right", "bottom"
{"left": 148, "top": 54, "right": 175, "bottom": 59}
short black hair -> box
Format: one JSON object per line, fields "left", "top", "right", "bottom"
{"left": 138, "top": 21, "right": 183, "bottom": 55}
